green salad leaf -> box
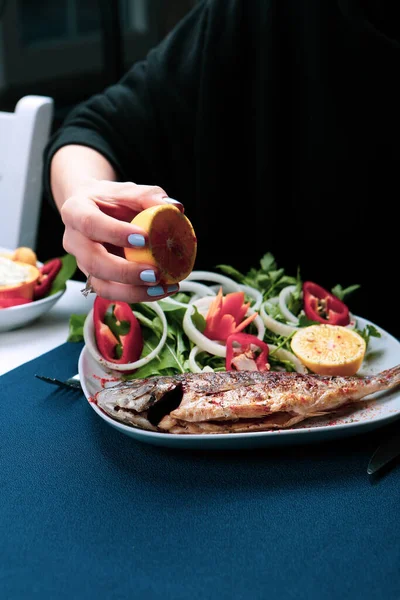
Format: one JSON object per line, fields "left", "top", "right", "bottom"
{"left": 356, "top": 323, "right": 381, "bottom": 346}
{"left": 331, "top": 283, "right": 361, "bottom": 301}
{"left": 49, "top": 253, "right": 77, "bottom": 295}
{"left": 67, "top": 313, "right": 86, "bottom": 342}
{"left": 68, "top": 252, "right": 373, "bottom": 377}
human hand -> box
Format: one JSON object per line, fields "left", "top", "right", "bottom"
{"left": 60, "top": 179, "right": 184, "bottom": 302}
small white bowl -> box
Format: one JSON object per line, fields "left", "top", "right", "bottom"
{"left": 0, "top": 289, "right": 65, "bottom": 332}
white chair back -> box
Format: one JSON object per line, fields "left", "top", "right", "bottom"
{"left": 0, "top": 95, "right": 54, "bottom": 251}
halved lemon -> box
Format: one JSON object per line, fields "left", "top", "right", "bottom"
{"left": 124, "top": 204, "right": 197, "bottom": 284}
{"left": 290, "top": 324, "right": 366, "bottom": 376}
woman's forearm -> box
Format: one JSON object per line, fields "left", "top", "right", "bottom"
{"left": 50, "top": 145, "right": 117, "bottom": 211}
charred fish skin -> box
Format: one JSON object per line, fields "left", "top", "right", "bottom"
{"left": 95, "top": 370, "right": 273, "bottom": 414}
{"left": 169, "top": 364, "right": 400, "bottom": 424}
{"left": 96, "top": 377, "right": 180, "bottom": 414}
{"left": 93, "top": 365, "right": 400, "bottom": 435}
{"left": 95, "top": 376, "right": 182, "bottom": 432}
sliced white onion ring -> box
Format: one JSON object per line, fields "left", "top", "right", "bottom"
{"left": 185, "top": 271, "right": 240, "bottom": 293}
{"left": 278, "top": 285, "right": 300, "bottom": 324}
{"left": 239, "top": 284, "right": 263, "bottom": 311}
{"left": 251, "top": 310, "right": 266, "bottom": 340}
{"left": 268, "top": 344, "right": 308, "bottom": 374}
{"left": 83, "top": 301, "right": 168, "bottom": 372}
{"left": 260, "top": 302, "right": 299, "bottom": 337}
{"left": 179, "top": 281, "right": 217, "bottom": 297}
{"left": 189, "top": 295, "right": 214, "bottom": 315}
{"left": 188, "top": 346, "right": 214, "bottom": 373}
{"left": 162, "top": 297, "right": 190, "bottom": 309}
{"left": 183, "top": 304, "right": 226, "bottom": 357}
{"left": 162, "top": 281, "right": 216, "bottom": 309}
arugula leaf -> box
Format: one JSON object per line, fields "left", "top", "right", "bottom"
{"left": 49, "top": 254, "right": 77, "bottom": 295}
{"left": 356, "top": 324, "right": 381, "bottom": 346}
{"left": 132, "top": 311, "right": 156, "bottom": 330}
{"left": 218, "top": 253, "right": 299, "bottom": 300}
{"left": 286, "top": 281, "right": 302, "bottom": 316}
{"left": 125, "top": 325, "right": 188, "bottom": 379}
{"left": 67, "top": 313, "right": 86, "bottom": 342}
{"left": 297, "top": 314, "right": 321, "bottom": 327}
{"left": 191, "top": 305, "right": 206, "bottom": 332}
{"left": 263, "top": 300, "right": 284, "bottom": 321}
{"left": 268, "top": 356, "right": 298, "bottom": 372}
{"left": 158, "top": 293, "right": 191, "bottom": 310}
{"left": 193, "top": 349, "right": 225, "bottom": 372}
{"left": 259, "top": 252, "right": 277, "bottom": 272}
{"left": 331, "top": 283, "right": 361, "bottom": 301}
{"left": 215, "top": 264, "right": 245, "bottom": 282}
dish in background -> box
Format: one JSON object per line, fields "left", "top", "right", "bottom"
{"left": 0, "top": 246, "right": 65, "bottom": 332}
{"left": 0, "top": 288, "right": 65, "bottom": 332}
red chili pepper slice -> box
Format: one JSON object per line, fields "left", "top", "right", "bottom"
{"left": 93, "top": 296, "right": 143, "bottom": 364}
{"left": 302, "top": 281, "right": 350, "bottom": 326}
{"left": 226, "top": 333, "right": 269, "bottom": 372}
{"left": 34, "top": 258, "right": 63, "bottom": 300}
{"left": 0, "top": 297, "right": 32, "bottom": 309}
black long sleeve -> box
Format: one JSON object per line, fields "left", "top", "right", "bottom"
{"left": 44, "top": 0, "right": 400, "bottom": 336}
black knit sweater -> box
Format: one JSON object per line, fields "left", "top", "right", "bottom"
{"left": 44, "top": 0, "right": 400, "bottom": 335}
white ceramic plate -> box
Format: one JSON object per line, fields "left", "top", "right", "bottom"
{"left": 78, "top": 316, "right": 400, "bottom": 449}
{"left": 0, "top": 247, "right": 65, "bottom": 332}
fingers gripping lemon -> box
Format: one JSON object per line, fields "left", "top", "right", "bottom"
{"left": 124, "top": 204, "right": 197, "bottom": 285}
{"left": 290, "top": 324, "right": 366, "bottom": 376}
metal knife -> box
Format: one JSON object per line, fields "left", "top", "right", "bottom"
{"left": 367, "top": 431, "right": 400, "bottom": 475}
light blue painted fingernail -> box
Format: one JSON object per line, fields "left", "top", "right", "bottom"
{"left": 147, "top": 286, "right": 165, "bottom": 297}
{"left": 140, "top": 270, "right": 157, "bottom": 283}
{"left": 164, "top": 198, "right": 184, "bottom": 210}
{"left": 128, "top": 233, "right": 145, "bottom": 247}
{"left": 166, "top": 284, "right": 179, "bottom": 294}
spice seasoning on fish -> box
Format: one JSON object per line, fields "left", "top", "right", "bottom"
{"left": 94, "top": 364, "right": 400, "bottom": 434}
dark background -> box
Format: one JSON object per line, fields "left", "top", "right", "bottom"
{"left": 0, "top": 0, "right": 198, "bottom": 267}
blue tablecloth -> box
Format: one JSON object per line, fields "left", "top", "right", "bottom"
{"left": 1, "top": 342, "right": 400, "bottom": 600}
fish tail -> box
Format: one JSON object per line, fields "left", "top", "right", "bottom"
{"left": 366, "top": 363, "right": 400, "bottom": 391}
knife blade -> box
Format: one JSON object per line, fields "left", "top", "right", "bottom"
{"left": 367, "top": 431, "right": 400, "bottom": 475}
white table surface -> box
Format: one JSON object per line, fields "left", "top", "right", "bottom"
{"left": 0, "top": 280, "right": 95, "bottom": 376}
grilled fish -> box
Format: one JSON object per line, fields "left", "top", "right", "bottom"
{"left": 94, "top": 365, "right": 400, "bottom": 434}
